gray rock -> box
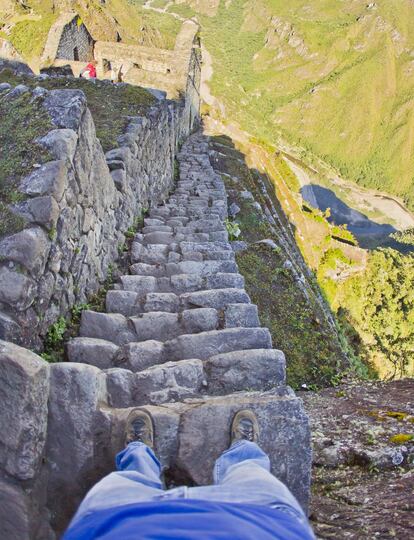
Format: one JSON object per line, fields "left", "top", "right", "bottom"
{"left": 0, "top": 341, "right": 49, "bottom": 480}
{"left": 170, "top": 273, "right": 203, "bottom": 294}
{"left": 182, "top": 288, "right": 250, "bottom": 310}
{"left": 111, "top": 169, "right": 126, "bottom": 191}
{"left": 4, "top": 84, "right": 29, "bottom": 99}
{"left": 224, "top": 303, "right": 260, "bottom": 328}
{"left": 67, "top": 337, "right": 119, "bottom": 369}
{"left": 205, "top": 349, "right": 286, "bottom": 393}
{"left": 240, "top": 190, "right": 254, "bottom": 201}
{"left": 115, "top": 340, "right": 165, "bottom": 372}
{"left": 176, "top": 391, "right": 311, "bottom": 511}
{"left": 134, "top": 359, "right": 204, "bottom": 404}
{"left": 46, "top": 362, "right": 107, "bottom": 531}
{"left": 107, "top": 159, "right": 126, "bottom": 171}
{"left": 38, "top": 129, "right": 78, "bottom": 162}
{"left": 120, "top": 275, "right": 157, "bottom": 296}
{"left": 230, "top": 241, "right": 248, "bottom": 253}
{"left": 180, "top": 308, "right": 219, "bottom": 334}
{"left": 205, "top": 273, "right": 244, "bottom": 290}
{"left": 131, "top": 312, "right": 180, "bottom": 342}
{"left": 165, "top": 327, "right": 272, "bottom": 361}
{"left": 0, "top": 311, "right": 20, "bottom": 342}
{"left": 0, "top": 82, "right": 11, "bottom": 92}
{"left": 0, "top": 227, "right": 50, "bottom": 276}
{"left": 106, "top": 290, "right": 141, "bottom": 317}
{"left": 0, "top": 481, "right": 31, "bottom": 540}
{"left": 105, "top": 368, "right": 135, "bottom": 408}
{"left": 80, "top": 311, "right": 137, "bottom": 345}
{"left": 144, "top": 292, "right": 179, "bottom": 313}
{"left": 228, "top": 202, "right": 241, "bottom": 217}
{"left": 0, "top": 267, "right": 36, "bottom": 310}
{"left": 19, "top": 160, "right": 67, "bottom": 201}
{"left": 256, "top": 239, "right": 278, "bottom": 250}
{"left": 43, "top": 89, "right": 87, "bottom": 130}
{"left": 31, "top": 85, "right": 48, "bottom": 99}
{"left": 13, "top": 196, "right": 59, "bottom": 229}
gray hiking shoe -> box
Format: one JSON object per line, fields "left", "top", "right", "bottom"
{"left": 230, "top": 409, "right": 260, "bottom": 445}
{"left": 124, "top": 408, "right": 154, "bottom": 448}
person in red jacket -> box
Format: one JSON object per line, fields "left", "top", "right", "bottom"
{"left": 63, "top": 407, "right": 315, "bottom": 539}
{"left": 80, "top": 61, "right": 97, "bottom": 79}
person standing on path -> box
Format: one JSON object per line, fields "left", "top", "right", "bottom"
{"left": 63, "top": 408, "right": 315, "bottom": 539}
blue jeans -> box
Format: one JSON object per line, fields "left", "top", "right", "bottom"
{"left": 70, "top": 441, "right": 313, "bottom": 535}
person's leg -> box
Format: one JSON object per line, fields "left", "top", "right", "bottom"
{"left": 188, "top": 411, "right": 314, "bottom": 535}
{"left": 70, "top": 409, "right": 164, "bottom": 525}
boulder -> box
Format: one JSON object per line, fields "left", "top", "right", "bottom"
{"left": 0, "top": 227, "right": 51, "bottom": 276}
{"left": 0, "top": 267, "right": 36, "bottom": 311}
{"left": 67, "top": 337, "right": 119, "bottom": 369}
{"left": 38, "top": 129, "right": 78, "bottom": 162}
{"left": 46, "top": 362, "right": 108, "bottom": 530}
{"left": 0, "top": 481, "right": 31, "bottom": 540}
{"left": 43, "top": 89, "right": 87, "bottom": 131}
{"left": 204, "top": 349, "right": 286, "bottom": 393}
{"left": 0, "top": 341, "right": 49, "bottom": 480}
{"left": 19, "top": 160, "right": 67, "bottom": 201}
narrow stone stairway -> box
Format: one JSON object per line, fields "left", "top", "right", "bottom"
{"left": 66, "top": 131, "right": 311, "bottom": 509}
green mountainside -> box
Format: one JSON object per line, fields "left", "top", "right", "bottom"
{"left": 196, "top": 0, "right": 414, "bottom": 212}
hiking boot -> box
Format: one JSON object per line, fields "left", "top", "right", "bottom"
{"left": 230, "top": 409, "right": 259, "bottom": 445}
{"left": 124, "top": 408, "right": 154, "bottom": 448}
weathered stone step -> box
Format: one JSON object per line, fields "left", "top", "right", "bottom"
{"left": 106, "top": 359, "right": 205, "bottom": 407}
{"left": 130, "top": 260, "right": 238, "bottom": 277}
{"left": 105, "top": 348, "right": 285, "bottom": 408}
{"left": 107, "top": 390, "right": 311, "bottom": 510}
{"left": 164, "top": 327, "right": 272, "bottom": 361}
{"left": 118, "top": 273, "right": 244, "bottom": 297}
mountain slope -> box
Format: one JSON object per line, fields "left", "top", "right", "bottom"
{"left": 194, "top": 0, "right": 414, "bottom": 211}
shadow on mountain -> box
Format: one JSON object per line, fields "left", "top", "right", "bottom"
{"left": 300, "top": 184, "right": 410, "bottom": 250}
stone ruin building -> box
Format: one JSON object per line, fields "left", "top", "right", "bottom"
{"left": 42, "top": 12, "right": 201, "bottom": 101}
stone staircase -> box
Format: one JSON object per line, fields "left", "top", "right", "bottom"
{"left": 65, "top": 131, "right": 311, "bottom": 510}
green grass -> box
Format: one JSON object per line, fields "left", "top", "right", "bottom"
{"left": 196, "top": 0, "right": 414, "bottom": 210}
{"left": 8, "top": 13, "right": 58, "bottom": 61}
{"left": 237, "top": 243, "right": 346, "bottom": 389}
{"left": 0, "top": 86, "right": 52, "bottom": 238}
{"left": 0, "top": 72, "right": 155, "bottom": 152}
{"left": 167, "top": 3, "right": 195, "bottom": 19}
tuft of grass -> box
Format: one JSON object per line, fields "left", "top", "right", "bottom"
{"left": 0, "top": 89, "right": 53, "bottom": 238}
{"left": 0, "top": 72, "right": 156, "bottom": 152}
{"left": 389, "top": 434, "right": 414, "bottom": 445}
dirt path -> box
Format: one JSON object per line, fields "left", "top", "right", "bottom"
{"left": 143, "top": 0, "right": 185, "bottom": 21}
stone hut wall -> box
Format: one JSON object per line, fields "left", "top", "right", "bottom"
{"left": 56, "top": 17, "right": 94, "bottom": 62}
{"left": 0, "top": 85, "right": 197, "bottom": 350}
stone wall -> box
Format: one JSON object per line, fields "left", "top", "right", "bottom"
{"left": 94, "top": 20, "right": 200, "bottom": 100}
{"left": 56, "top": 17, "right": 94, "bottom": 62}
{"left": 0, "top": 84, "right": 198, "bottom": 350}
{"left": 42, "top": 13, "right": 95, "bottom": 64}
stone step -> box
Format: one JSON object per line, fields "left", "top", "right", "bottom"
{"left": 105, "top": 348, "right": 285, "bottom": 408}
{"left": 164, "top": 327, "right": 272, "bottom": 361}
{"left": 106, "top": 359, "right": 205, "bottom": 407}
{"left": 130, "top": 260, "right": 238, "bottom": 277}
{"left": 107, "top": 390, "right": 311, "bottom": 510}
{"left": 118, "top": 273, "right": 244, "bottom": 297}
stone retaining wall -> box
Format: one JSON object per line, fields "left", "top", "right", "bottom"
{"left": 0, "top": 84, "right": 198, "bottom": 350}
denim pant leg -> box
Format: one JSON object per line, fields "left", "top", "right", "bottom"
{"left": 69, "top": 442, "right": 164, "bottom": 526}
{"left": 188, "top": 441, "right": 313, "bottom": 533}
